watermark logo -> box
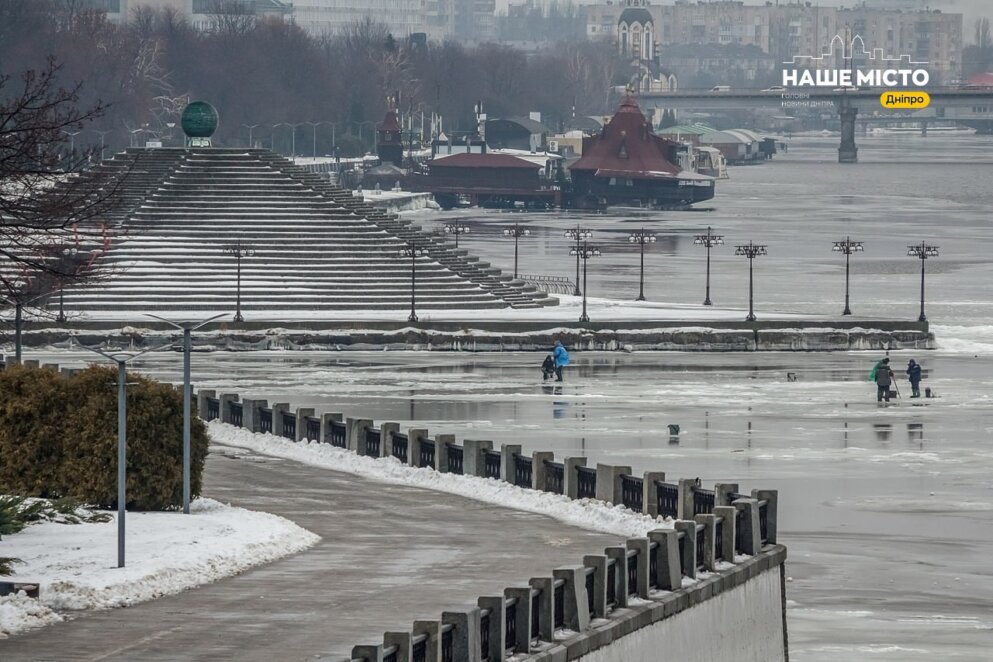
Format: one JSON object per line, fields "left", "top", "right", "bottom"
{"left": 783, "top": 35, "right": 929, "bottom": 88}
{"left": 881, "top": 92, "right": 930, "bottom": 109}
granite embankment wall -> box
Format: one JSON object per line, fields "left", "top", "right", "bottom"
{"left": 17, "top": 318, "right": 933, "bottom": 352}
{"left": 193, "top": 389, "right": 788, "bottom": 662}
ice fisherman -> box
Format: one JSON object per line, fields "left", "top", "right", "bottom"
{"left": 541, "top": 355, "right": 556, "bottom": 381}
{"left": 871, "top": 357, "right": 894, "bottom": 403}
{"left": 906, "top": 359, "right": 923, "bottom": 398}
{"left": 552, "top": 341, "right": 570, "bottom": 382}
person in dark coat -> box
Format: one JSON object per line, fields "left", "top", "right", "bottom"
{"left": 906, "top": 359, "right": 922, "bottom": 398}
{"left": 874, "top": 357, "right": 894, "bottom": 402}
{"left": 541, "top": 355, "right": 555, "bottom": 381}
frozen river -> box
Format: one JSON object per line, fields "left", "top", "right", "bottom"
{"left": 14, "top": 133, "right": 993, "bottom": 659}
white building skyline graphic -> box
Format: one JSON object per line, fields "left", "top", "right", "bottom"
{"left": 784, "top": 34, "right": 929, "bottom": 67}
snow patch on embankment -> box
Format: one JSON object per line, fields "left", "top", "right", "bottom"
{"left": 0, "top": 498, "right": 319, "bottom": 638}
{"left": 208, "top": 421, "right": 673, "bottom": 539}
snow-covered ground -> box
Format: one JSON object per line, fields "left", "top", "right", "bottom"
{"left": 0, "top": 498, "right": 318, "bottom": 639}
{"left": 208, "top": 421, "right": 672, "bottom": 540}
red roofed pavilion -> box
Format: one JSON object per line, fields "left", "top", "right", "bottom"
{"left": 568, "top": 95, "right": 715, "bottom": 209}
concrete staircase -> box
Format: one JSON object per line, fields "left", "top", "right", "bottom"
{"left": 58, "top": 148, "right": 556, "bottom": 317}
{"left": 257, "top": 152, "right": 557, "bottom": 309}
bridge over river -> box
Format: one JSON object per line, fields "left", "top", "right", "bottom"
{"left": 639, "top": 87, "right": 993, "bottom": 162}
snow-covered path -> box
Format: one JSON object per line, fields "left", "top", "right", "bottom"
{"left": 0, "top": 436, "right": 623, "bottom": 661}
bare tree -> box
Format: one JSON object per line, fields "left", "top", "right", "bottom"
{"left": 0, "top": 57, "right": 124, "bottom": 301}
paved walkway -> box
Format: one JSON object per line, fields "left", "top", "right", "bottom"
{"left": 0, "top": 444, "right": 618, "bottom": 661}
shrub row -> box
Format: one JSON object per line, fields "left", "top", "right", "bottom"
{"left": 0, "top": 364, "right": 209, "bottom": 510}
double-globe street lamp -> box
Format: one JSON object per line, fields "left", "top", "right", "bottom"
{"left": 693, "top": 227, "right": 724, "bottom": 306}
{"left": 564, "top": 226, "right": 593, "bottom": 296}
{"left": 273, "top": 122, "right": 301, "bottom": 157}
{"left": 398, "top": 241, "right": 426, "bottom": 322}
{"left": 907, "top": 241, "right": 939, "bottom": 322}
{"left": 735, "top": 241, "right": 768, "bottom": 322}
{"left": 242, "top": 123, "right": 260, "bottom": 149}
{"left": 503, "top": 223, "right": 531, "bottom": 279}
{"left": 145, "top": 314, "right": 227, "bottom": 515}
{"left": 570, "top": 242, "right": 602, "bottom": 323}
{"left": 628, "top": 228, "right": 656, "bottom": 301}
{"left": 444, "top": 221, "right": 470, "bottom": 248}
{"left": 832, "top": 237, "right": 864, "bottom": 316}
{"left": 223, "top": 241, "right": 255, "bottom": 322}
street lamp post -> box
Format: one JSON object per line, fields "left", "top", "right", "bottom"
{"left": 502, "top": 223, "right": 531, "bottom": 278}
{"left": 907, "top": 241, "right": 939, "bottom": 322}
{"left": 75, "top": 342, "right": 170, "bottom": 568}
{"left": 93, "top": 130, "right": 113, "bottom": 161}
{"left": 398, "top": 241, "right": 425, "bottom": 322}
{"left": 735, "top": 241, "right": 768, "bottom": 322}
{"left": 570, "top": 241, "right": 602, "bottom": 323}
{"left": 2, "top": 290, "right": 59, "bottom": 363}
{"left": 304, "top": 121, "right": 327, "bottom": 159}
{"left": 832, "top": 236, "right": 864, "bottom": 315}
{"left": 564, "top": 226, "right": 593, "bottom": 296}
{"left": 242, "top": 123, "right": 260, "bottom": 149}
{"left": 693, "top": 226, "right": 724, "bottom": 306}
{"left": 56, "top": 246, "right": 79, "bottom": 323}
{"left": 145, "top": 314, "right": 227, "bottom": 514}
{"left": 444, "top": 222, "right": 470, "bottom": 248}
{"left": 628, "top": 228, "right": 657, "bottom": 301}
{"left": 62, "top": 130, "right": 81, "bottom": 159}
{"left": 274, "top": 123, "right": 301, "bottom": 157}
{"left": 223, "top": 241, "right": 255, "bottom": 322}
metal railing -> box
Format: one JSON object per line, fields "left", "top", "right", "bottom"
{"left": 305, "top": 416, "right": 320, "bottom": 441}
{"left": 280, "top": 411, "right": 296, "bottom": 439}
{"left": 447, "top": 443, "right": 463, "bottom": 475}
{"left": 693, "top": 482, "right": 715, "bottom": 515}
{"left": 656, "top": 481, "right": 679, "bottom": 519}
{"left": 205, "top": 397, "right": 220, "bottom": 421}
{"left": 392, "top": 432, "right": 409, "bottom": 464}
{"left": 620, "top": 474, "right": 643, "bottom": 512}
{"left": 229, "top": 401, "right": 242, "bottom": 427}
{"left": 576, "top": 465, "right": 597, "bottom": 499}
{"left": 513, "top": 453, "right": 532, "bottom": 488}
{"left": 364, "top": 427, "right": 381, "bottom": 457}
{"left": 419, "top": 437, "right": 435, "bottom": 468}
{"left": 483, "top": 449, "right": 501, "bottom": 479}
{"left": 259, "top": 407, "right": 272, "bottom": 435}
{"left": 517, "top": 273, "right": 576, "bottom": 295}
{"left": 544, "top": 459, "right": 564, "bottom": 494}
{"left": 328, "top": 419, "right": 346, "bottom": 447}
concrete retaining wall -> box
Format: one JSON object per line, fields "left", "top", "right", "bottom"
{"left": 572, "top": 562, "right": 786, "bottom": 662}
{"left": 14, "top": 321, "right": 934, "bottom": 352}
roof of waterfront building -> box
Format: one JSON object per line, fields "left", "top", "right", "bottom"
{"left": 569, "top": 95, "right": 681, "bottom": 178}
{"left": 428, "top": 152, "right": 542, "bottom": 169}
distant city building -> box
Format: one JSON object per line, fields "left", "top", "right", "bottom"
{"left": 291, "top": 0, "right": 423, "bottom": 37}
{"left": 82, "top": 0, "right": 293, "bottom": 29}
{"left": 585, "top": 0, "right": 963, "bottom": 84}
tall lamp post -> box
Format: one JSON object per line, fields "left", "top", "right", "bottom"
{"left": 907, "top": 241, "right": 938, "bottom": 322}
{"left": 304, "top": 121, "right": 328, "bottom": 159}
{"left": 93, "top": 129, "right": 113, "bottom": 161}
{"left": 735, "top": 241, "right": 768, "bottom": 322}
{"left": 274, "top": 123, "right": 301, "bottom": 157}
{"left": 242, "top": 123, "right": 260, "bottom": 149}
{"left": 444, "top": 221, "right": 470, "bottom": 248}
{"left": 398, "top": 241, "right": 425, "bottom": 322}
{"left": 564, "top": 226, "right": 593, "bottom": 296}
{"left": 628, "top": 228, "right": 657, "bottom": 301}
{"left": 62, "top": 129, "right": 81, "bottom": 159}
{"left": 223, "top": 241, "right": 255, "bottom": 322}
{"left": 832, "top": 237, "right": 864, "bottom": 316}
{"left": 503, "top": 223, "right": 531, "bottom": 278}
{"left": 2, "top": 290, "right": 60, "bottom": 363}
{"left": 56, "top": 246, "right": 79, "bottom": 322}
{"left": 75, "top": 342, "right": 170, "bottom": 568}
{"left": 693, "top": 227, "right": 724, "bottom": 306}
{"left": 145, "top": 314, "right": 227, "bottom": 514}
{"left": 570, "top": 242, "right": 602, "bottom": 322}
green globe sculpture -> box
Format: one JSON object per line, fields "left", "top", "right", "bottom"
{"left": 181, "top": 101, "right": 218, "bottom": 138}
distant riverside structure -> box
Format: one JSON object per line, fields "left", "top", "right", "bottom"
{"left": 83, "top": 0, "right": 292, "bottom": 30}
{"left": 584, "top": 0, "right": 963, "bottom": 85}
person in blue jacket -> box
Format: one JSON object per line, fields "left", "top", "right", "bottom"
{"left": 552, "top": 340, "right": 570, "bottom": 382}
{"left": 906, "top": 359, "right": 922, "bottom": 398}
